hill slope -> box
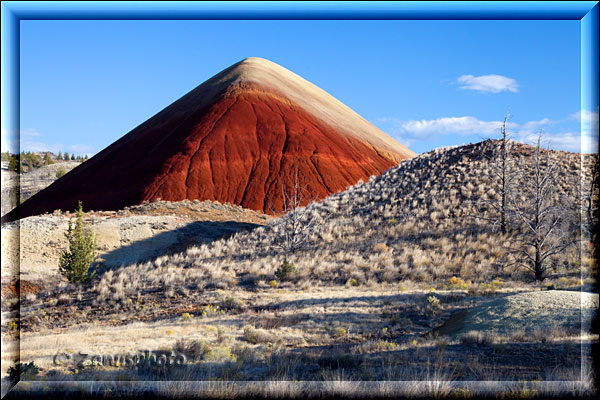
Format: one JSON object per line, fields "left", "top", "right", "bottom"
{"left": 91, "top": 140, "right": 594, "bottom": 300}
{"left": 3, "top": 57, "right": 413, "bottom": 223}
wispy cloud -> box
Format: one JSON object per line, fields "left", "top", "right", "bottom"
{"left": 566, "top": 108, "right": 599, "bottom": 153}
{"left": 1, "top": 128, "right": 97, "bottom": 156}
{"left": 1, "top": 128, "right": 19, "bottom": 153}
{"left": 19, "top": 128, "right": 64, "bottom": 154}
{"left": 457, "top": 74, "right": 519, "bottom": 93}
{"left": 68, "top": 144, "right": 96, "bottom": 156}
{"left": 387, "top": 116, "right": 518, "bottom": 138}
{"left": 515, "top": 131, "right": 596, "bottom": 154}
{"left": 379, "top": 113, "right": 597, "bottom": 154}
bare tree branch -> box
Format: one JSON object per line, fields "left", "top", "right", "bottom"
{"left": 267, "top": 169, "right": 318, "bottom": 257}
{"left": 506, "top": 132, "right": 578, "bottom": 281}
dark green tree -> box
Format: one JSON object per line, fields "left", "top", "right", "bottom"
{"left": 57, "top": 151, "right": 63, "bottom": 161}
{"left": 58, "top": 201, "right": 97, "bottom": 283}
{"left": 44, "top": 153, "right": 54, "bottom": 165}
{"left": 8, "top": 155, "right": 18, "bottom": 172}
{"left": 63, "top": 152, "right": 69, "bottom": 161}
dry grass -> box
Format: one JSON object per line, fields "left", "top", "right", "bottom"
{"left": 72, "top": 141, "right": 594, "bottom": 306}
{"left": 7, "top": 140, "right": 597, "bottom": 399}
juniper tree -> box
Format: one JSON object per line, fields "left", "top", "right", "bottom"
{"left": 59, "top": 201, "right": 97, "bottom": 283}
{"left": 8, "top": 155, "right": 19, "bottom": 172}
{"left": 44, "top": 152, "right": 53, "bottom": 165}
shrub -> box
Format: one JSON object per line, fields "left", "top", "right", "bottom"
{"left": 460, "top": 330, "right": 494, "bottom": 346}
{"left": 268, "top": 279, "right": 278, "bottom": 288}
{"left": 347, "top": 278, "right": 359, "bottom": 287}
{"left": 448, "top": 276, "right": 471, "bottom": 290}
{"left": 333, "top": 327, "right": 347, "bottom": 338}
{"left": 426, "top": 295, "right": 441, "bottom": 309}
{"left": 220, "top": 296, "right": 246, "bottom": 312}
{"left": 7, "top": 362, "right": 39, "bottom": 382}
{"left": 55, "top": 166, "right": 67, "bottom": 178}
{"left": 174, "top": 338, "right": 210, "bottom": 361}
{"left": 243, "top": 325, "right": 279, "bottom": 344}
{"left": 275, "top": 259, "right": 296, "bottom": 281}
{"left": 58, "top": 201, "right": 97, "bottom": 283}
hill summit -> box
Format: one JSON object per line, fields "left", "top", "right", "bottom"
{"left": 3, "top": 57, "right": 414, "bottom": 222}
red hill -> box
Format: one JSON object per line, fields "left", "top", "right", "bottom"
{"left": 3, "top": 58, "right": 414, "bottom": 223}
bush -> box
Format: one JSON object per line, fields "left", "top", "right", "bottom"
{"left": 460, "top": 330, "right": 494, "bottom": 346}
{"left": 58, "top": 201, "right": 97, "bottom": 283}
{"left": 243, "top": 325, "right": 279, "bottom": 344}
{"left": 174, "top": 339, "right": 210, "bottom": 361}
{"left": 7, "top": 362, "right": 39, "bottom": 382}
{"left": 55, "top": 166, "right": 67, "bottom": 178}
{"left": 275, "top": 258, "right": 296, "bottom": 281}
{"left": 220, "top": 296, "right": 246, "bottom": 312}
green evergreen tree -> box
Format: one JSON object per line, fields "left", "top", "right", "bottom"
{"left": 63, "top": 152, "right": 69, "bottom": 161}
{"left": 71, "top": 154, "right": 75, "bottom": 160}
{"left": 44, "top": 153, "right": 54, "bottom": 165}
{"left": 58, "top": 201, "right": 97, "bottom": 283}
{"left": 8, "top": 155, "right": 18, "bottom": 172}
{"left": 57, "top": 151, "right": 63, "bottom": 161}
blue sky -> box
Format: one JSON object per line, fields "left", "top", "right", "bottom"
{"left": 7, "top": 18, "right": 597, "bottom": 156}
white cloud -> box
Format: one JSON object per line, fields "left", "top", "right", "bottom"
{"left": 570, "top": 109, "right": 599, "bottom": 124}
{"left": 1, "top": 128, "right": 97, "bottom": 156}
{"left": 381, "top": 114, "right": 597, "bottom": 154}
{"left": 570, "top": 108, "right": 599, "bottom": 140}
{"left": 520, "top": 118, "right": 553, "bottom": 131}
{"left": 398, "top": 116, "right": 518, "bottom": 137}
{"left": 515, "top": 131, "right": 597, "bottom": 154}
{"left": 1, "top": 128, "right": 19, "bottom": 153}
{"left": 457, "top": 74, "right": 519, "bottom": 93}
{"left": 18, "top": 128, "right": 63, "bottom": 154}
{"left": 68, "top": 144, "right": 96, "bottom": 156}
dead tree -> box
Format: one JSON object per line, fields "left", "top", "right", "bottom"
{"left": 477, "top": 112, "right": 516, "bottom": 234}
{"left": 507, "top": 133, "right": 576, "bottom": 281}
{"left": 268, "top": 169, "right": 318, "bottom": 257}
{"left": 582, "top": 154, "right": 599, "bottom": 237}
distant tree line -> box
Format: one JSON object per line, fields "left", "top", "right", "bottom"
{"left": 2, "top": 151, "right": 89, "bottom": 174}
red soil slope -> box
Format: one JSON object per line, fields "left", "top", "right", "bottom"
{"left": 3, "top": 59, "right": 414, "bottom": 223}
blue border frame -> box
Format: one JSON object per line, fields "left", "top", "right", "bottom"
{"left": 1, "top": 1, "right": 598, "bottom": 396}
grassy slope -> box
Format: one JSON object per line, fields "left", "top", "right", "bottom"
{"left": 6, "top": 140, "right": 598, "bottom": 397}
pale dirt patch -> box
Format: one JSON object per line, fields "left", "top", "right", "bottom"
{"left": 1, "top": 200, "right": 270, "bottom": 282}
{"left": 435, "top": 290, "right": 598, "bottom": 337}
